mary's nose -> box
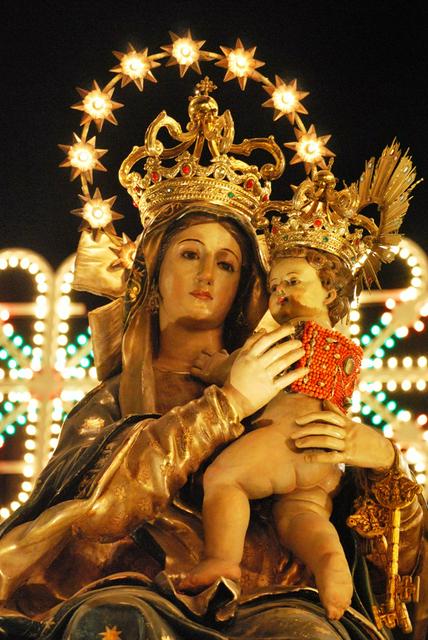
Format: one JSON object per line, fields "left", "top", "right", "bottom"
{"left": 196, "top": 256, "right": 214, "bottom": 284}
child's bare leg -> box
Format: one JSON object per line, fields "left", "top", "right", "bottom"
{"left": 179, "top": 426, "right": 293, "bottom": 591}
{"left": 273, "top": 489, "right": 353, "bottom": 620}
{"left": 179, "top": 464, "right": 249, "bottom": 589}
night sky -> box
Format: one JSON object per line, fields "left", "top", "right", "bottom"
{"left": 1, "top": 0, "right": 427, "bottom": 269}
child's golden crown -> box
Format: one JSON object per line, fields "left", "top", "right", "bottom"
{"left": 264, "top": 143, "right": 419, "bottom": 286}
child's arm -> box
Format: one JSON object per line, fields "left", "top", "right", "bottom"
{"left": 191, "top": 348, "right": 240, "bottom": 386}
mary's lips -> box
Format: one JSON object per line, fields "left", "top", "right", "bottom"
{"left": 190, "top": 290, "right": 213, "bottom": 300}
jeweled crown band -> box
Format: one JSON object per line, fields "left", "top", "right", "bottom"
{"left": 138, "top": 177, "right": 264, "bottom": 228}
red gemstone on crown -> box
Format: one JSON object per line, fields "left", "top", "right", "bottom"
{"left": 262, "top": 194, "right": 269, "bottom": 202}
{"left": 245, "top": 178, "right": 254, "bottom": 190}
{"left": 151, "top": 171, "right": 160, "bottom": 182}
{"left": 182, "top": 164, "right": 191, "bottom": 175}
{"left": 314, "top": 218, "right": 322, "bottom": 227}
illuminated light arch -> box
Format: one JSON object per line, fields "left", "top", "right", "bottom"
{"left": 0, "top": 248, "right": 97, "bottom": 520}
{"left": 351, "top": 238, "right": 428, "bottom": 495}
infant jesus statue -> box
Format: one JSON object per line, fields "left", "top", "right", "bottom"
{"left": 180, "top": 238, "right": 363, "bottom": 621}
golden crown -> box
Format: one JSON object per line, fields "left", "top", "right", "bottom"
{"left": 118, "top": 77, "right": 284, "bottom": 228}
{"left": 264, "top": 142, "right": 419, "bottom": 285}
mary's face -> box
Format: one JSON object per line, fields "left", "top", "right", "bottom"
{"left": 158, "top": 222, "right": 242, "bottom": 330}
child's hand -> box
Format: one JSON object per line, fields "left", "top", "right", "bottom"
{"left": 190, "top": 349, "right": 234, "bottom": 385}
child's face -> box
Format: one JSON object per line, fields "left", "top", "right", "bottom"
{"left": 268, "top": 257, "right": 333, "bottom": 324}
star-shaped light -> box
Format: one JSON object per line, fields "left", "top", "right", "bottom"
{"left": 111, "top": 45, "right": 162, "bottom": 91}
{"left": 99, "top": 625, "right": 122, "bottom": 640}
{"left": 59, "top": 134, "right": 107, "bottom": 183}
{"left": 284, "top": 124, "right": 335, "bottom": 173}
{"left": 109, "top": 233, "right": 137, "bottom": 270}
{"left": 71, "top": 188, "right": 122, "bottom": 239}
{"left": 215, "top": 38, "right": 265, "bottom": 90}
{"left": 71, "top": 80, "right": 124, "bottom": 132}
{"left": 161, "top": 30, "right": 211, "bottom": 77}
{"left": 262, "top": 76, "right": 309, "bottom": 123}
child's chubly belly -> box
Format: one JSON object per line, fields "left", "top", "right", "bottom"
{"left": 254, "top": 393, "right": 343, "bottom": 493}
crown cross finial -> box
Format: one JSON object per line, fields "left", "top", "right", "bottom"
{"left": 195, "top": 76, "right": 217, "bottom": 96}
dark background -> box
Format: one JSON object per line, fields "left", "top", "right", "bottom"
{"left": 1, "top": 0, "right": 427, "bottom": 267}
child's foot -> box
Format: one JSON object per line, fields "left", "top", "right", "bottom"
{"left": 314, "top": 552, "right": 353, "bottom": 620}
{"left": 179, "top": 558, "right": 241, "bottom": 592}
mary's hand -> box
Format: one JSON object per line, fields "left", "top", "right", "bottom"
{"left": 223, "top": 324, "right": 308, "bottom": 420}
{"left": 290, "top": 399, "right": 395, "bottom": 471}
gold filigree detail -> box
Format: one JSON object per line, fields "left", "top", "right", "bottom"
{"left": 347, "top": 447, "right": 423, "bottom": 634}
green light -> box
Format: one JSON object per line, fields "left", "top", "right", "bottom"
{"left": 4, "top": 401, "right": 13, "bottom": 412}
{"left": 77, "top": 334, "right": 87, "bottom": 345}
{"left": 371, "top": 325, "right": 380, "bottom": 336}
{"left": 0, "top": 349, "right": 7, "bottom": 360}
{"left": 7, "top": 359, "right": 17, "bottom": 369}
{"left": 17, "top": 415, "right": 26, "bottom": 425}
{"left": 385, "top": 338, "right": 395, "bottom": 349}
{"left": 0, "top": 435, "right": 4, "bottom": 447}
{"left": 80, "top": 357, "right": 90, "bottom": 368}
{"left": 13, "top": 335, "right": 23, "bottom": 347}
{"left": 361, "top": 334, "right": 370, "bottom": 346}
{"left": 362, "top": 405, "right": 371, "bottom": 416}
{"left": 5, "top": 425, "right": 15, "bottom": 435}
{"left": 387, "top": 400, "right": 397, "bottom": 411}
{"left": 372, "top": 415, "right": 382, "bottom": 425}
{"left": 67, "top": 344, "right": 77, "bottom": 355}
{"left": 22, "top": 345, "right": 32, "bottom": 356}
{"left": 375, "top": 348, "right": 385, "bottom": 358}
{"left": 87, "top": 327, "right": 92, "bottom": 335}
{"left": 376, "top": 392, "right": 386, "bottom": 402}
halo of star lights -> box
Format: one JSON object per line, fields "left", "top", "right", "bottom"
{"left": 1, "top": 235, "right": 427, "bottom": 517}
{"left": 58, "top": 31, "right": 334, "bottom": 260}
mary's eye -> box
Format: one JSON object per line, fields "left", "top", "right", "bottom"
{"left": 182, "top": 250, "right": 199, "bottom": 260}
{"left": 288, "top": 278, "right": 299, "bottom": 286}
{"left": 270, "top": 283, "right": 278, "bottom": 292}
{"left": 218, "top": 261, "right": 235, "bottom": 273}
